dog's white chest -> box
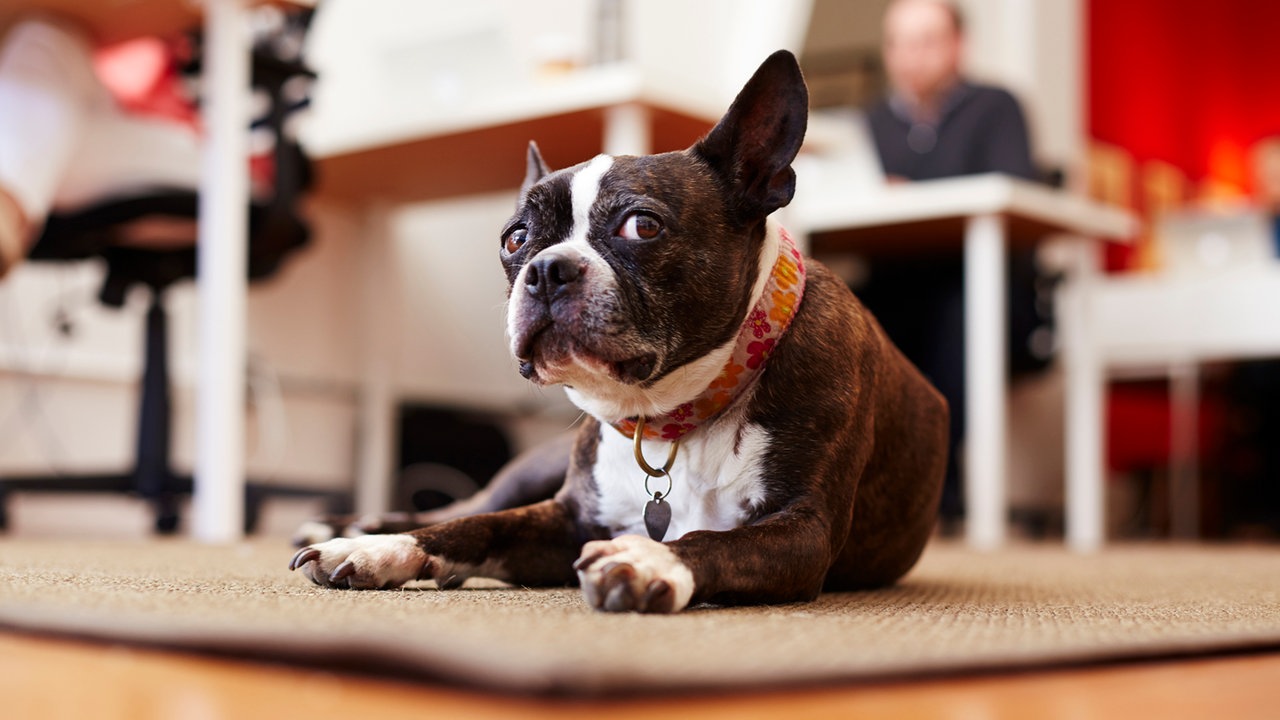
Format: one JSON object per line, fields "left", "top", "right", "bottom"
{"left": 591, "top": 415, "right": 771, "bottom": 540}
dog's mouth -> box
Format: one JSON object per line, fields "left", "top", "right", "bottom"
{"left": 514, "top": 320, "right": 552, "bottom": 380}
{"left": 612, "top": 353, "right": 657, "bottom": 383}
{"left": 515, "top": 323, "right": 657, "bottom": 386}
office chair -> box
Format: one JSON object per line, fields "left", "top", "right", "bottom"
{"left": 0, "top": 9, "right": 350, "bottom": 533}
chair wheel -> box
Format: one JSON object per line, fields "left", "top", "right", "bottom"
{"left": 155, "top": 508, "right": 180, "bottom": 535}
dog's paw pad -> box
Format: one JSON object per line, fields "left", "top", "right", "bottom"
{"left": 575, "top": 535, "right": 694, "bottom": 613}
{"left": 288, "top": 535, "right": 428, "bottom": 590}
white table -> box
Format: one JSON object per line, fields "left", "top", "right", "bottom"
{"left": 307, "top": 64, "right": 723, "bottom": 204}
{"left": 193, "top": 0, "right": 253, "bottom": 543}
{"left": 1063, "top": 265, "right": 1280, "bottom": 548}
{"left": 788, "top": 174, "right": 1137, "bottom": 551}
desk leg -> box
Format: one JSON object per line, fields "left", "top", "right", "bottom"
{"left": 603, "top": 103, "right": 651, "bottom": 156}
{"left": 1063, "top": 241, "right": 1104, "bottom": 552}
{"left": 964, "top": 214, "right": 1008, "bottom": 550}
{"left": 355, "top": 205, "right": 396, "bottom": 516}
{"left": 194, "top": 0, "right": 249, "bottom": 542}
{"left": 1169, "top": 362, "right": 1200, "bottom": 539}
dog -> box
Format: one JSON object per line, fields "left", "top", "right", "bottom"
{"left": 290, "top": 50, "right": 948, "bottom": 613}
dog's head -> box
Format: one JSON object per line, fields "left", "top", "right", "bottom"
{"left": 501, "top": 50, "right": 808, "bottom": 420}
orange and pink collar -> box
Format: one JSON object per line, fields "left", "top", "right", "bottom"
{"left": 614, "top": 227, "right": 806, "bottom": 443}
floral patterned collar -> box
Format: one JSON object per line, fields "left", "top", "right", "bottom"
{"left": 614, "top": 226, "right": 806, "bottom": 442}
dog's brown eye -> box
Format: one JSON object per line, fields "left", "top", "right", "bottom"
{"left": 617, "top": 212, "right": 663, "bottom": 241}
{"left": 503, "top": 227, "right": 528, "bottom": 254}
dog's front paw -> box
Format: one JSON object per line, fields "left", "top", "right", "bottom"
{"left": 574, "top": 535, "right": 695, "bottom": 613}
{"left": 289, "top": 535, "right": 429, "bottom": 589}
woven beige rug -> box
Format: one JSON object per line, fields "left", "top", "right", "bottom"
{"left": 1, "top": 539, "right": 1278, "bottom": 695}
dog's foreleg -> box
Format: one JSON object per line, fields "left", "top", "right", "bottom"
{"left": 290, "top": 499, "right": 583, "bottom": 590}
{"left": 291, "top": 432, "right": 574, "bottom": 547}
{"left": 575, "top": 510, "right": 837, "bottom": 612}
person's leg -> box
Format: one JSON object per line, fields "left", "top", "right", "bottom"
{"left": 928, "top": 272, "right": 967, "bottom": 528}
{"left": 857, "top": 258, "right": 966, "bottom": 530}
{"left": 0, "top": 15, "right": 102, "bottom": 276}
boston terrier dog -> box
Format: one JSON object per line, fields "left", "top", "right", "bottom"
{"left": 290, "top": 50, "right": 948, "bottom": 613}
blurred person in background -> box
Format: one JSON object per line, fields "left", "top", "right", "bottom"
{"left": 859, "top": 0, "right": 1050, "bottom": 532}
{"left": 1254, "top": 137, "right": 1280, "bottom": 254}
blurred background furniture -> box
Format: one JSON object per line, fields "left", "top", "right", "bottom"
{"left": 0, "top": 4, "right": 349, "bottom": 534}
{"left": 789, "top": 173, "right": 1136, "bottom": 551}
{"left": 1061, "top": 208, "right": 1280, "bottom": 550}
{"left": 4, "top": 0, "right": 314, "bottom": 541}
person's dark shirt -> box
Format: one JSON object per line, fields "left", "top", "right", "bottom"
{"left": 867, "top": 81, "right": 1036, "bottom": 182}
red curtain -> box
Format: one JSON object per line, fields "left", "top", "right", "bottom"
{"left": 1089, "top": 0, "right": 1280, "bottom": 193}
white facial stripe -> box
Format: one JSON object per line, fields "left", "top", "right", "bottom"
{"left": 569, "top": 154, "right": 615, "bottom": 244}
{"left": 505, "top": 154, "right": 615, "bottom": 354}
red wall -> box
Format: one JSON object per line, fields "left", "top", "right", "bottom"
{"left": 1089, "top": 0, "right": 1280, "bottom": 192}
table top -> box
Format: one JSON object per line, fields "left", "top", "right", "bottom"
{"left": 797, "top": 174, "right": 1139, "bottom": 255}
{"left": 3, "top": 0, "right": 308, "bottom": 46}
{"left": 1088, "top": 264, "right": 1280, "bottom": 368}
{"left": 1, "top": 0, "right": 204, "bottom": 45}
{"left": 307, "top": 65, "right": 724, "bottom": 205}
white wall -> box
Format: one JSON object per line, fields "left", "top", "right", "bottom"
{"left": 304, "top": 0, "right": 596, "bottom": 155}
{"left": 959, "top": 0, "right": 1084, "bottom": 176}
{"left": 303, "top": 0, "right": 817, "bottom": 154}
{"left": 385, "top": 192, "right": 571, "bottom": 412}
{"left": 625, "top": 0, "right": 814, "bottom": 109}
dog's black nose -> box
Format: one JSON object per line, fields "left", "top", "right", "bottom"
{"left": 525, "top": 253, "right": 584, "bottom": 302}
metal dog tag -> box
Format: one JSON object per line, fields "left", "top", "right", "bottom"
{"left": 644, "top": 493, "right": 672, "bottom": 542}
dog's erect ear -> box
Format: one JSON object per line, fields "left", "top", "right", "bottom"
{"left": 694, "top": 50, "right": 809, "bottom": 222}
{"left": 521, "top": 141, "right": 552, "bottom": 195}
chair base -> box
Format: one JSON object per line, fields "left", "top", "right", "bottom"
{"left": 0, "top": 474, "right": 351, "bottom": 535}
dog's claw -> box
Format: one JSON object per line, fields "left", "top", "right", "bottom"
{"left": 604, "top": 581, "right": 635, "bottom": 612}
{"left": 575, "top": 536, "right": 692, "bottom": 613}
{"left": 573, "top": 548, "right": 608, "bottom": 571}
{"left": 289, "top": 547, "right": 320, "bottom": 571}
{"left": 641, "top": 579, "right": 674, "bottom": 612}
{"left": 329, "top": 560, "right": 357, "bottom": 583}
{"left": 601, "top": 562, "right": 634, "bottom": 584}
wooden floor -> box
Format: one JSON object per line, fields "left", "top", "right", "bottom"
{"left": 3, "top": 632, "right": 1278, "bottom": 719}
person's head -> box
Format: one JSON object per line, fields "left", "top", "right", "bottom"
{"left": 1253, "top": 137, "right": 1280, "bottom": 210}
{"left": 882, "top": 0, "right": 965, "bottom": 103}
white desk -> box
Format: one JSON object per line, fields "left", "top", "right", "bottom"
{"left": 789, "top": 174, "right": 1137, "bottom": 551}
{"left": 1078, "top": 267, "right": 1280, "bottom": 366}
{"left": 307, "top": 64, "right": 723, "bottom": 205}
{"left": 1064, "top": 265, "right": 1280, "bottom": 547}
